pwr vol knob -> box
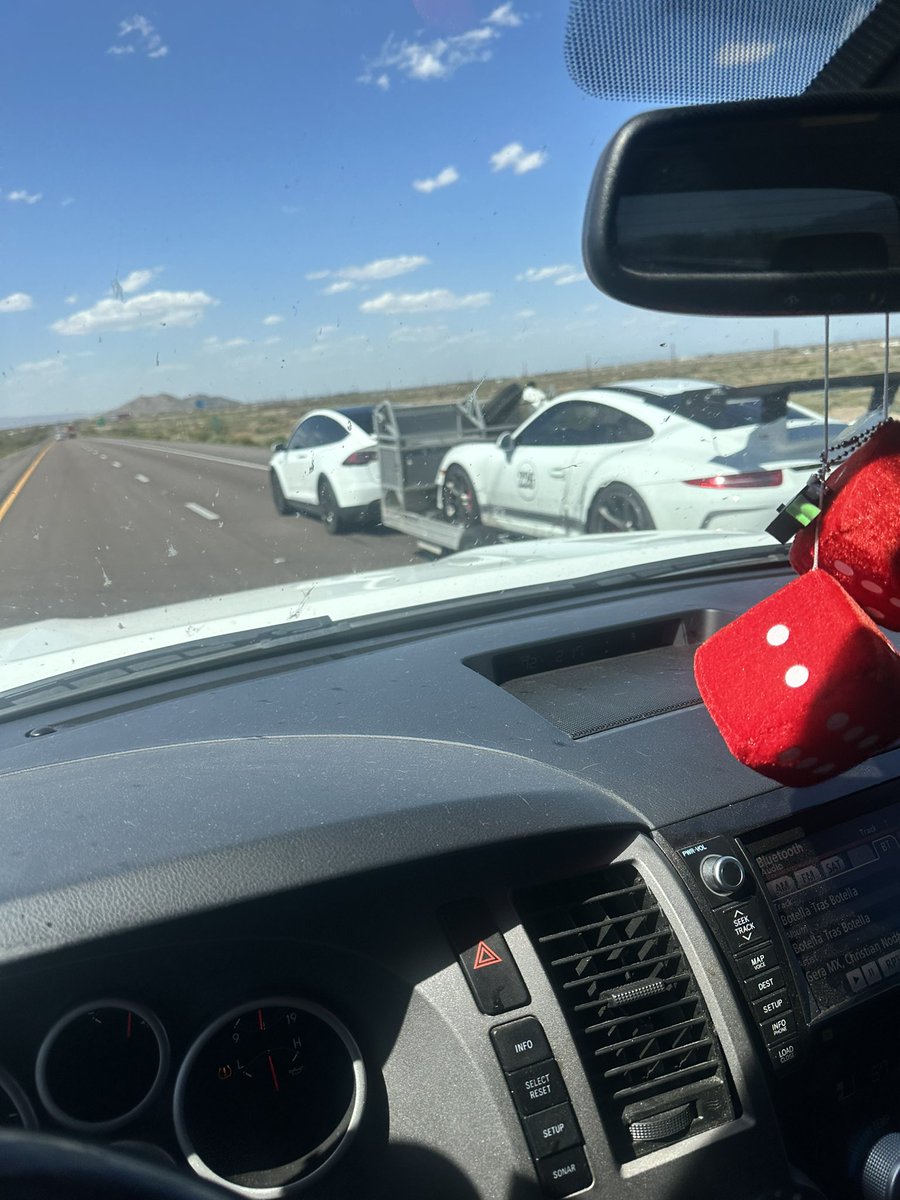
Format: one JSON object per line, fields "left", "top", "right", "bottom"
{"left": 700, "top": 854, "right": 746, "bottom": 897}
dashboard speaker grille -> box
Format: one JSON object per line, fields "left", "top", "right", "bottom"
{"left": 517, "top": 863, "right": 734, "bottom": 1159}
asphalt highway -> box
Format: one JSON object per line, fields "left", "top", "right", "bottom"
{"left": 0, "top": 437, "right": 420, "bottom": 628}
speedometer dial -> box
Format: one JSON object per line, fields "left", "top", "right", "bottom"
{"left": 36, "top": 1000, "right": 168, "bottom": 1132}
{"left": 174, "top": 998, "right": 364, "bottom": 1196}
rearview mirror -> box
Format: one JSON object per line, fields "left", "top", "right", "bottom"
{"left": 271, "top": 441, "right": 286, "bottom": 453}
{"left": 496, "top": 431, "right": 515, "bottom": 456}
{"left": 583, "top": 94, "right": 900, "bottom": 316}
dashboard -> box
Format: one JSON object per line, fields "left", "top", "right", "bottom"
{"left": 0, "top": 557, "right": 899, "bottom": 1199}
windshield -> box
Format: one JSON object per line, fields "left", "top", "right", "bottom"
{"left": 0, "top": 1, "right": 889, "bottom": 681}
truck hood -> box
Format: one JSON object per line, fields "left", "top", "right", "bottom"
{"left": 0, "top": 530, "right": 772, "bottom": 693}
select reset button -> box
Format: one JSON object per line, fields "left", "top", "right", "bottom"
{"left": 508, "top": 1059, "right": 568, "bottom": 1116}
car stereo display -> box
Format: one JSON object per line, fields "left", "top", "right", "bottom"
{"left": 745, "top": 799, "right": 900, "bottom": 1017}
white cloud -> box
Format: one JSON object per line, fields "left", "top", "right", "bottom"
{"left": 486, "top": 3, "right": 523, "bottom": 27}
{"left": 203, "top": 336, "right": 250, "bottom": 352}
{"left": 490, "top": 142, "right": 547, "bottom": 174}
{"left": 413, "top": 165, "right": 459, "bottom": 194}
{"left": 555, "top": 271, "right": 587, "bottom": 286}
{"left": 65, "top": 294, "right": 79, "bottom": 305}
{"left": 52, "top": 289, "right": 217, "bottom": 335}
{"left": 515, "top": 308, "right": 536, "bottom": 319}
{"left": 108, "top": 14, "right": 169, "bottom": 59}
{"left": 119, "top": 267, "right": 161, "bottom": 294}
{"left": 61, "top": 196, "right": 76, "bottom": 207}
{"left": 715, "top": 40, "right": 777, "bottom": 67}
{"left": 7, "top": 189, "right": 42, "bottom": 205}
{"left": 359, "top": 4, "right": 522, "bottom": 86}
{"left": 262, "top": 314, "right": 283, "bottom": 325}
{"left": 311, "top": 255, "right": 430, "bottom": 287}
{"left": 516, "top": 265, "right": 574, "bottom": 283}
{"left": 264, "top": 335, "right": 282, "bottom": 345}
{"left": 16, "top": 356, "right": 66, "bottom": 375}
{"left": 323, "top": 280, "right": 355, "bottom": 295}
{"left": 389, "top": 323, "right": 447, "bottom": 343}
{"left": 315, "top": 324, "right": 338, "bottom": 338}
{"left": 0, "top": 292, "right": 34, "bottom": 313}
{"left": 360, "top": 289, "right": 491, "bottom": 315}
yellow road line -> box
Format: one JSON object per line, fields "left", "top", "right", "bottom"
{"left": 0, "top": 442, "right": 53, "bottom": 526}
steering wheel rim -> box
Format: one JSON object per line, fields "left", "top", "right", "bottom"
{"left": 0, "top": 1127, "right": 222, "bottom": 1200}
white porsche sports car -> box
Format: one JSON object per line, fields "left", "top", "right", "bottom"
{"left": 436, "top": 378, "right": 837, "bottom": 538}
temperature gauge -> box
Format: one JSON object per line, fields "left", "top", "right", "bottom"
{"left": 174, "top": 998, "right": 364, "bottom": 1194}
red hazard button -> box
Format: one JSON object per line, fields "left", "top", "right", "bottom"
{"left": 442, "top": 901, "right": 531, "bottom": 1015}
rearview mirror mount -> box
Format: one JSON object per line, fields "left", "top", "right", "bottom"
{"left": 583, "top": 93, "right": 900, "bottom": 317}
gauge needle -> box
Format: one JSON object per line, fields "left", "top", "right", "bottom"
{"left": 126, "top": 1011, "right": 132, "bottom": 1040}
{"left": 268, "top": 1054, "right": 280, "bottom": 1093}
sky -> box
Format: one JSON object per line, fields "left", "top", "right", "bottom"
{"left": 0, "top": 0, "right": 887, "bottom": 419}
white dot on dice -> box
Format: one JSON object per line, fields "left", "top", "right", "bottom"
{"left": 859, "top": 735, "right": 879, "bottom": 750}
{"left": 814, "top": 762, "right": 836, "bottom": 775}
{"left": 866, "top": 607, "right": 886, "bottom": 621}
{"left": 766, "top": 624, "right": 790, "bottom": 646}
{"left": 826, "top": 712, "right": 849, "bottom": 731}
{"left": 784, "top": 665, "right": 809, "bottom": 688}
{"left": 844, "top": 726, "right": 865, "bottom": 742}
{"left": 797, "top": 756, "right": 818, "bottom": 769}
{"left": 778, "top": 746, "right": 803, "bottom": 764}
{"left": 862, "top": 580, "right": 884, "bottom": 594}
{"left": 834, "top": 561, "right": 854, "bottom": 576}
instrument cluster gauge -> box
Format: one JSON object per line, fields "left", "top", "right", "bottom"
{"left": 0, "top": 1066, "right": 36, "bottom": 1129}
{"left": 36, "top": 1000, "right": 168, "bottom": 1132}
{"left": 174, "top": 998, "right": 365, "bottom": 1196}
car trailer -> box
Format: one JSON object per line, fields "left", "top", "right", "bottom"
{"left": 374, "top": 383, "right": 523, "bottom": 554}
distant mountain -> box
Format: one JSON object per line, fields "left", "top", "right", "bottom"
{"left": 103, "top": 393, "right": 244, "bottom": 419}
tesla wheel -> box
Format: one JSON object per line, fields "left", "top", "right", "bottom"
{"left": 442, "top": 466, "right": 481, "bottom": 527}
{"left": 270, "top": 470, "right": 291, "bottom": 515}
{"left": 586, "top": 483, "right": 655, "bottom": 534}
{"left": 318, "top": 478, "right": 346, "bottom": 535}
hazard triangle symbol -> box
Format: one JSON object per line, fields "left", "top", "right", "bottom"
{"left": 473, "top": 940, "right": 503, "bottom": 970}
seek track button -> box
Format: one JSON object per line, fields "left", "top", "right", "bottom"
{"left": 716, "top": 898, "right": 769, "bottom": 951}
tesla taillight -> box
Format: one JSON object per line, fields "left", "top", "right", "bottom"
{"left": 685, "top": 469, "right": 784, "bottom": 489}
{"left": 343, "top": 450, "right": 377, "bottom": 466}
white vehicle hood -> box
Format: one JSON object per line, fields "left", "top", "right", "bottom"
{"left": 0, "top": 530, "right": 772, "bottom": 693}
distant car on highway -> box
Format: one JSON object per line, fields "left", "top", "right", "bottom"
{"left": 436, "top": 378, "right": 839, "bottom": 538}
{"left": 53, "top": 428, "right": 65, "bottom": 441}
{"left": 268, "top": 406, "right": 380, "bottom": 534}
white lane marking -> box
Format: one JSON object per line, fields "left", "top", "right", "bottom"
{"left": 102, "top": 440, "right": 267, "bottom": 472}
{"left": 185, "top": 501, "right": 221, "bottom": 521}
{"left": 112, "top": 461, "right": 122, "bottom": 468}
{"left": 135, "top": 474, "right": 150, "bottom": 484}
{"left": 100, "top": 453, "right": 108, "bottom": 460}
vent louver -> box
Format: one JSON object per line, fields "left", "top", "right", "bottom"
{"left": 518, "top": 863, "right": 734, "bottom": 1160}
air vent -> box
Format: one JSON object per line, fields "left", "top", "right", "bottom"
{"left": 517, "top": 863, "right": 734, "bottom": 1160}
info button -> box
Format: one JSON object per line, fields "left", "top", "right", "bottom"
{"left": 715, "top": 898, "right": 769, "bottom": 952}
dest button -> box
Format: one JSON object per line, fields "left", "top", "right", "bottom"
{"left": 509, "top": 1059, "right": 568, "bottom": 1116}
{"left": 535, "top": 1146, "right": 592, "bottom": 1198}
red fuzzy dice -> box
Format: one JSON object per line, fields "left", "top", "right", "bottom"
{"left": 791, "top": 421, "right": 900, "bottom": 629}
{"left": 694, "top": 570, "right": 900, "bottom": 786}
